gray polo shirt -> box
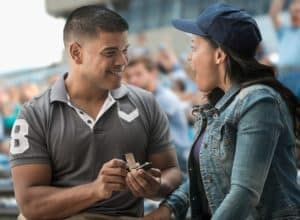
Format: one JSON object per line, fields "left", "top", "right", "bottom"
{"left": 9, "top": 74, "right": 172, "bottom": 217}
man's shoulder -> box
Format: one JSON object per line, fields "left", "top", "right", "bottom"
{"left": 21, "top": 88, "right": 52, "bottom": 116}
{"left": 120, "top": 84, "right": 166, "bottom": 118}
{"left": 122, "top": 83, "right": 154, "bottom": 102}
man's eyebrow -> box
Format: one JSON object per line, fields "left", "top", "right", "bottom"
{"left": 102, "top": 47, "right": 118, "bottom": 52}
{"left": 102, "top": 44, "right": 130, "bottom": 52}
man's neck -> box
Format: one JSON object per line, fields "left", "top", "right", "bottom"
{"left": 65, "top": 71, "right": 109, "bottom": 103}
{"left": 65, "top": 72, "right": 111, "bottom": 120}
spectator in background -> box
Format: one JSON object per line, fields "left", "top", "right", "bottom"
{"left": 47, "top": 73, "right": 61, "bottom": 86}
{"left": 0, "top": 114, "right": 7, "bottom": 154}
{"left": 0, "top": 88, "right": 20, "bottom": 136}
{"left": 155, "top": 44, "right": 197, "bottom": 93}
{"left": 19, "top": 83, "right": 40, "bottom": 103}
{"left": 129, "top": 32, "right": 150, "bottom": 59}
{"left": 125, "top": 57, "right": 191, "bottom": 173}
{"left": 269, "top": 0, "right": 300, "bottom": 98}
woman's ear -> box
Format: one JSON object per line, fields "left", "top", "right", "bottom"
{"left": 69, "top": 42, "right": 82, "bottom": 64}
{"left": 215, "top": 48, "right": 227, "bottom": 65}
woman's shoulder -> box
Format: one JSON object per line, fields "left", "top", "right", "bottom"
{"left": 237, "top": 84, "right": 281, "bottom": 103}
{"left": 233, "top": 84, "right": 285, "bottom": 117}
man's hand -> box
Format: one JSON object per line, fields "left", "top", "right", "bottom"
{"left": 143, "top": 205, "right": 173, "bottom": 220}
{"left": 93, "top": 159, "right": 128, "bottom": 200}
{"left": 126, "top": 168, "right": 161, "bottom": 199}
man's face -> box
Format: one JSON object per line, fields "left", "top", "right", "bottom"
{"left": 125, "top": 63, "right": 152, "bottom": 90}
{"left": 79, "top": 31, "right": 129, "bottom": 90}
{"left": 290, "top": 1, "right": 300, "bottom": 27}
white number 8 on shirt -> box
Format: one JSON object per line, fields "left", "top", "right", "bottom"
{"left": 10, "top": 119, "right": 29, "bottom": 155}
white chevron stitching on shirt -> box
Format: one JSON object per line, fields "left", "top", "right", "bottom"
{"left": 118, "top": 109, "right": 139, "bottom": 122}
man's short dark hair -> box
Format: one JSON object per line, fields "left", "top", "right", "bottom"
{"left": 63, "top": 5, "right": 129, "bottom": 45}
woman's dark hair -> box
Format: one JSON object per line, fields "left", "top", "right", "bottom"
{"left": 206, "top": 38, "right": 300, "bottom": 136}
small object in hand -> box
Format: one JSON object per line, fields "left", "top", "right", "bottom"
{"left": 125, "top": 153, "right": 140, "bottom": 171}
{"left": 124, "top": 153, "right": 152, "bottom": 171}
{"left": 136, "top": 162, "right": 152, "bottom": 170}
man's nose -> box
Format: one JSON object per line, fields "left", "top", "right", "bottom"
{"left": 115, "top": 51, "right": 128, "bottom": 66}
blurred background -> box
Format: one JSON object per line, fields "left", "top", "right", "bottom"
{"left": 0, "top": 0, "right": 299, "bottom": 218}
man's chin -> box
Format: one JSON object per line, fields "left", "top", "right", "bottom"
{"left": 109, "top": 82, "right": 122, "bottom": 90}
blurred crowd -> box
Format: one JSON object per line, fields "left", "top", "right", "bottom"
{"left": 0, "top": 75, "right": 60, "bottom": 156}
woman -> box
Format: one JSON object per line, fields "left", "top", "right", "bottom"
{"left": 145, "top": 3, "right": 300, "bottom": 220}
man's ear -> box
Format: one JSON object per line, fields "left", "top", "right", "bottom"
{"left": 69, "top": 42, "right": 82, "bottom": 64}
{"left": 215, "top": 48, "right": 227, "bottom": 65}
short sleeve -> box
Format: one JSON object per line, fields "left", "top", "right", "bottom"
{"left": 9, "top": 102, "right": 50, "bottom": 167}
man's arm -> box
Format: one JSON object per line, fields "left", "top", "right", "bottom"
{"left": 269, "top": 0, "right": 285, "bottom": 30}
{"left": 12, "top": 159, "right": 128, "bottom": 220}
{"left": 150, "top": 148, "right": 181, "bottom": 197}
{"left": 126, "top": 93, "right": 181, "bottom": 199}
{"left": 126, "top": 148, "right": 181, "bottom": 199}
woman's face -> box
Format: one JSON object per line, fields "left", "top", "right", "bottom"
{"left": 188, "top": 35, "right": 221, "bottom": 92}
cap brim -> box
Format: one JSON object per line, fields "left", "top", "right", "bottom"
{"left": 172, "top": 19, "right": 208, "bottom": 37}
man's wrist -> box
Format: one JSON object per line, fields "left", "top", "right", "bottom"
{"left": 91, "top": 181, "right": 104, "bottom": 201}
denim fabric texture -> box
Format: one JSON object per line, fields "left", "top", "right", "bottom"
{"left": 163, "top": 84, "right": 300, "bottom": 220}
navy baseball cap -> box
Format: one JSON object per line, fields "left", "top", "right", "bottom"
{"left": 172, "top": 3, "right": 262, "bottom": 57}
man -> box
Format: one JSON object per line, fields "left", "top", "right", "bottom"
{"left": 125, "top": 57, "right": 191, "bottom": 173}
{"left": 269, "top": 0, "right": 300, "bottom": 98}
{"left": 9, "top": 6, "right": 181, "bottom": 220}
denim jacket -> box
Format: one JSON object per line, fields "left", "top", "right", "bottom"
{"left": 164, "top": 84, "right": 300, "bottom": 220}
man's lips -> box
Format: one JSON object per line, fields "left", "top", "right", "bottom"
{"left": 108, "top": 66, "right": 125, "bottom": 77}
{"left": 108, "top": 70, "right": 123, "bottom": 77}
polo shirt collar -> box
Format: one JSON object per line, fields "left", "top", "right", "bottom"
{"left": 111, "top": 84, "right": 129, "bottom": 100}
{"left": 50, "top": 73, "right": 68, "bottom": 103}
{"left": 50, "top": 73, "right": 128, "bottom": 103}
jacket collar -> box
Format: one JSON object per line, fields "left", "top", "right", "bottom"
{"left": 215, "top": 83, "right": 241, "bottom": 112}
